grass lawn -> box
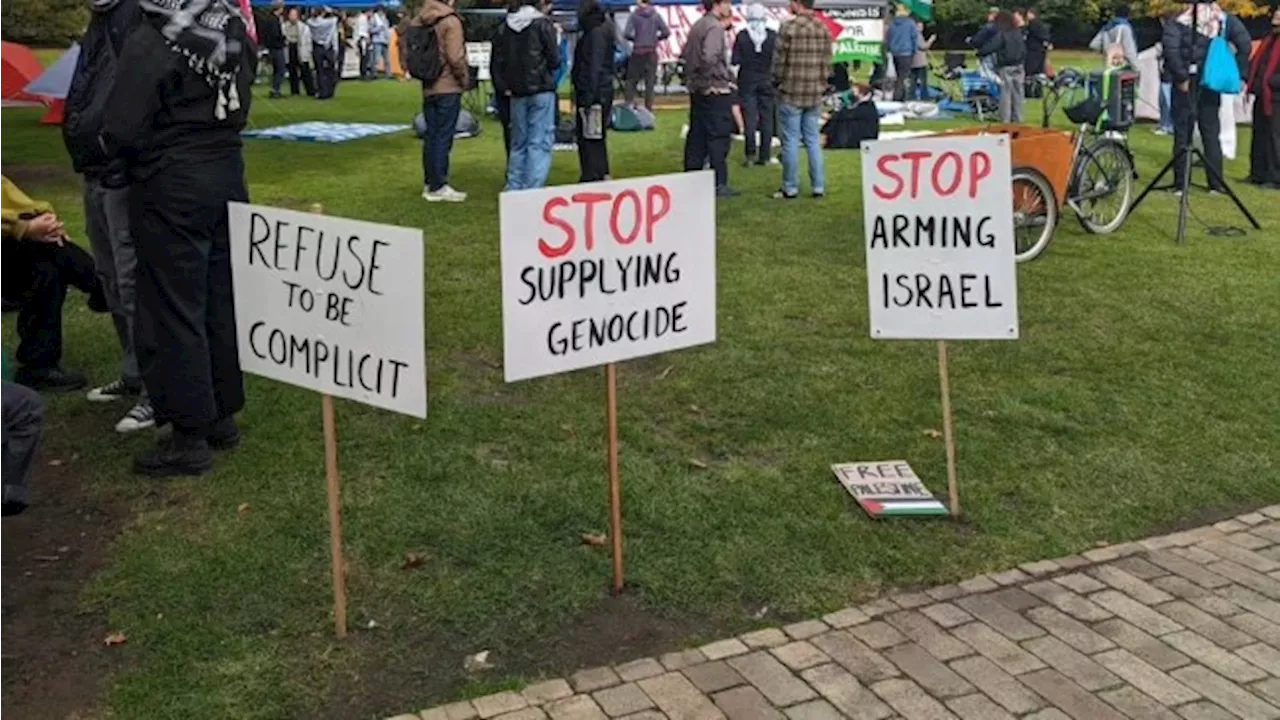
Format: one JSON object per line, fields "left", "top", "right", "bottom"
{"left": 3, "top": 52, "right": 1279, "bottom": 720}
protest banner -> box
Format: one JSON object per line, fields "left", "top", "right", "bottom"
{"left": 860, "top": 134, "right": 1017, "bottom": 516}
{"left": 648, "top": 5, "right": 882, "bottom": 65}
{"left": 229, "top": 202, "right": 427, "bottom": 637}
{"left": 500, "top": 171, "right": 717, "bottom": 592}
{"left": 832, "top": 461, "right": 949, "bottom": 518}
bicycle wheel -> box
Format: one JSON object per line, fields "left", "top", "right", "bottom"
{"left": 1011, "top": 167, "right": 1058, "bottom": 263}
{"left": 1072, "top": 139, "right": 1135, "bottom": 235}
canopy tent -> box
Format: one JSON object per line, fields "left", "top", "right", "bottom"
{"left": 21, "top": 43, "right": 79, "bottom": 125}
{"left": 248, "top": 0, "right": 401, "bottom": 6}
{"left": 2, "top": 41, "right": 46, "bottom": 106}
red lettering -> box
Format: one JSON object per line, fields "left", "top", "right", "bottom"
{"left": 969, "top": 151, "right": 992, "bottom": 198}
{"left": 901, "top": 150, "right": 932, "bottom": 199}
{"left": 931, "top": 151, "right": 963, "bottom": 197}
{"left": 571, "top": 192, "right": 611, "bottom": 252}
{"left": 645, "top": 185, "right": 671, "bottom": 244}
{"left": 537, "top": 196, "right": 574, "bottom": 259}
{"left": 873, "top": 154, "right": 904, "bottom": 200}
{"left": 610, "top": 189, "right": 642, "bottom": 245}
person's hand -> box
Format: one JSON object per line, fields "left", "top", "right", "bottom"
{"left": 1178, "top": 80, "right": 1189, "bottom": 93}
{"left": 23, "top": 213, "right": 65, "bottom": 244}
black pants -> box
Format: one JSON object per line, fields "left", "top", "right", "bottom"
{"left": 576, "top": 99, "right": 612, "bottom": 182}
{"left": 497, "top": 94, "right": 512, "bottom": 160}
{"left": 740, "top": 82, "right": 774, "bottom": 163}
{"left": 423, "top": 93, "right": 461, "bottom": 191}
{"left": 2, "top": 382, "right": 42, "bottom": 509}
{"left": 314, "top": 44, "right": 337, "bottom": 99}
{"left": 892, "top": 55, "right": 913, "bottom": 101}
{"left": 130, "top": 153, "right": 247, "bottom": 435}
{"left": 288, "top": 43, "right": 315, "bottom": 96}
{"left": 1172, "top": 87, "right": 1224, "bottom": 192}
{"left": 625, "top": 53, "right": 659, "bottom": 110}
{"left": 684, "top": 93, "right": 733, "bottom": 189}
{"left": 1249, "top": 100, "right": 1280, "bottom": 185}
{"left": 3, "top": 239, "right": 98, "bottom": 370}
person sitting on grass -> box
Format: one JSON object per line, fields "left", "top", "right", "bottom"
{"left": 1, "top": 176, "right": 104, "bottom": 393}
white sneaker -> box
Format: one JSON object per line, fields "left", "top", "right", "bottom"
{"left": 115, "top": 401, "right": 156, "bottom": 433}
{"left": 87, "top": 378, "right": 138, "bottom": 403}
{"left": 768, "top": 158, "right": 780, "bottom": 166}
{"left": 423, "top": 185, "right": 467, "bottom": 203}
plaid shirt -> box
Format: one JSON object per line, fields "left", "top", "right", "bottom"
{"left": 773, "top": 13, "right": 832, "bottom": 108}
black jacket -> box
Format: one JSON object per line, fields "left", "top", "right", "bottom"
{"left": 1023, "top": 19, "right": 1049, "bottom": 74}
{"left": 572, "top": 7, "right": 615, "bottom": 107}
{"left": 969, "top": 22, "right": 996, "bottom": 50}
{"left": 979, "top": 28, "right": 1026, "bottom": 68}
{"left": 731, "top": 28, "right": 777, "bottom": 91}
{"left": 492, "top": 9, "right": 561, "bottom": 97}
{"left": 101, "top": 23, "right": 256, "bottom": 182}
{"left": 257, "top": 11, "right": 286, "bottom": 50}
{"left": 1162, "top": 14, "right": 1252, "bottom": 87}
{"left": 62, "top": 0, "right": 142, "bottom": 176}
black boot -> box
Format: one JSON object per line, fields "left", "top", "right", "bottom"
{"left": 208, "top": 417, "right": 241, "bottom": 451}
{"left": 14, "top": 366, "right": 87, "bottom": 393}
{"left": 133, "top": 432, "right": 213, "bottom": 477}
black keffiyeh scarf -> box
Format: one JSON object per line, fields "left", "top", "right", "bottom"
{"left": 140, "top": 0, "right": 247, "bottom": 119}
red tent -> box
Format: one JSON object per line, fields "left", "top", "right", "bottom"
{"left": 2, "top": 41, "right": 46, "bottom": 105}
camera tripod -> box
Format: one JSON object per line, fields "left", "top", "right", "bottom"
{"left": 1129, "top": 2, "right": 1260, "bottom": 243}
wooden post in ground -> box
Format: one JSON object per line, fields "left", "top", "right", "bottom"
{"left": 605, "top": 363, "right": 624, "bottom": 595}
{"left": 937, "top": 341, "right": 960, "bottom": 517}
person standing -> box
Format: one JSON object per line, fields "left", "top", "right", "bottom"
{"left": 884, "top": 4, "right": 917, "bottom": 102}
{"left": 403, "top": 0, "right": 469, "bottom": 201}
{"left": 309, "top": 9, "right": 340, "bottom": 99}
{"left": 967, "top": 6, "right": 1000, "bottom": 80}
{"left": 1163, "top": 1, "right": 1251, "bottom": 194}
{"left": 493, "top": 0, "right": 561, "bottom": 191}
{"left": 370, "top": 5, "right": 392, "bottom": 78}
{"left": 1022, "top": 7, "right": 1050, "bottom": 79}
{"left": 910, "top": 19, "right": 935, "bottom": 100}
{"left": 1247, "top": 7, "right": 1280, "bottom": 188}
{"left": 772, "top": 0, "right": 830, "bottom": 199}
{"left": 354, "top": 9, "right": 371, "bottom": 79}
{"left": 1090, "top": 4, "right": 1139, "bottom": 72}
{"left": 101, "top": 0, "right": 256, "bottom": 476}
{"left": 978, "top": 10, "right": 1026, "bottom": 123}
{"left": 284, "top": 6, "right": 316, "bottom": 96}
{"left": 62, "top": 0, "right": 155, "bottom": 430}
{"left": 260, "top": 0, "right": 287, "bottom": 97}
{"left": 572, "top": 0, "right": 615, "bottom": 182}
{"left": 623, "top": 0, "right": 670, "bottom": 111}
{"left": 682, "top": 0, "right": 737, "bottom": 197}
{"left": 732, "top": 3, "right": 777, "bottom": 166}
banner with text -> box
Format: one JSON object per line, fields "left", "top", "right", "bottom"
{"left": 647, "top": 6, "right": 882, "bottom": 65}
{"left": 228, "top": 203, "right": 427, "bottom": 418}
{"left": 861, "top": 134, "right": 1019, "bottom": 340}
{"left": 500, "top": 171, "right": 717, "bottom": 382}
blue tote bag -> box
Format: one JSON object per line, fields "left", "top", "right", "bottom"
{"left": 1202, "top": 16, "right": 1243, "bottom": 95}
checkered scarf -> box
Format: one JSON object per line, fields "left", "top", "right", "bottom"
{"left": 140, "top": 0, "right": 248, "bottom": 119}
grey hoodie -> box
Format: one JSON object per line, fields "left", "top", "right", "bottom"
{"left": 507, "top": 5, "right": 543, "bottom": 32}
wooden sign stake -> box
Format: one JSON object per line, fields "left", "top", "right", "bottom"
{"left": 605, "top": 363, "right": 624, "bottom": 595}
{"left": 936, "top": 341, "right": 960, "bottom": 517}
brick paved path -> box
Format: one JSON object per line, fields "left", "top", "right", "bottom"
{"left": 390, "top": 506, "right": 1280, "bottom": 720}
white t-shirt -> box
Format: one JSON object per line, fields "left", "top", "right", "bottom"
{"left": 354, "top": 13, "right": 370, "bottom": 41}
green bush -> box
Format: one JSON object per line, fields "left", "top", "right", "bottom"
{"left": 2, "top": 0, "right": 88, "bottom": 47}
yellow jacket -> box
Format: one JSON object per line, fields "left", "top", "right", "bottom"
{"left": 1, "top": 176, "right": 55, "bottom": 242}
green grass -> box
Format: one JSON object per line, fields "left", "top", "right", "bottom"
{"left": 3, "top": 55, "right": 1280, "bottom": 720}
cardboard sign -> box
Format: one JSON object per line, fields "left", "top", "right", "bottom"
{"left": 228, "top": 203, "right": 427, "bottom": 418}
{"left": 861, "top": 135, "right": 1019, "bottom": 340}
{"left": 499, "top": 171, "right": 717, "bottom": 382}
{"left": 466, "top": 41, "right": 491, "bottom": 81}
{"left": 832, "top": 461, "right": 949, "bottom": 518}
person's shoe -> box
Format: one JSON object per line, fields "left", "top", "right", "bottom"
{"left": 208, "top": 417, "right": 241, "bottom": 451}
{"left": 1153, "top": 127, "right": 1170, "bottom": 136}
{"left": 269, "top": 91, "right": 283, "bottom": 99}
{"left": 115, "top": 401, "right": 156, "bottom": 433}
{"left": 742, "top": 158, "right": 754, "bottom": 168}
{"left": 423, "top": 185, "right": 467, "bottom": 203}
{"left": 133, "top": 434, "right": 213, "bottom": 478}
{"left": 87, "top": 378, "right": 140, "bottom": 403}
{"left": 14, "top": 367, "right": 87, "bottom": 393}
{"left": 87, "top": 285, "right": 109, "bottom": 313}
{"left": 768, "top": 157, "right": 781, "bottom": 166}
{"left": 772, "top": 189, "right": 798, "bottom": 200}
{"left": 2, "top": 500, "right": 28, "bottom": 517}
{"left": 715, "top": 186, "right": 740, "bottom": 198}
{"left": 812, "top": 189, "right": 826, "bottom": 199}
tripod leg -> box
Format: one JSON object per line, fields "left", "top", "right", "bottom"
{"left": 1132, "top": 152, "right": 1180, "bottom": 211}
{"left": 1177, "top": 144, "right": 1195, "bottom": 243}
{"left": 1199, "top": 151, "right": 1263, "bottom": 229}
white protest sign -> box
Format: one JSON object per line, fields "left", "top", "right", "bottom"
{"left": 861, "top": 134, "right": 1018, "bottom": 340}
{"left": 466, "top": 41, "right": 491, "bottom": 81}
{"left": 499, "top": 171, "right": 717, "bottom": 382}
{"left": 228, "top": 203, "right": 427, "bottom": 418}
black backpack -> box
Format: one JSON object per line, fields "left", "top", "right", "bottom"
{"left": 403, "top": 14, "right": 456, "bottom": 84}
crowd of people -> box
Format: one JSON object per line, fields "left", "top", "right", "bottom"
{"left": 256, "top": 2, "right": 396, "bottom": 100}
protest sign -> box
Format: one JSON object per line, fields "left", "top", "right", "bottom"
{"left": 861, "top": 134, "right": 1018, "bottom": 341}
{"left": 228, "top": 203, "right": 427, "bottom": 418}
{"left": 466, "top": 41, "right": 491, "bottom": 81}
{"left": 499, "top": 171, "right": 717, "bottom": 383}
{"left": 832, "top": 461, "right": 949, "bottom": 518}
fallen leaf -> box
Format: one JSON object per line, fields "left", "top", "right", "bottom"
{"left": 464, "top": 650, "right": 494, "bottom": 672}
{"left": 236, "top": 503, "right": 251, "bottom": 515}
{"left": 48, "top": 459, "right": 63, "bottom": 467}
{"left": 581, "top": 533, "right": 607, "bottom": 547}
{"left": 752, "top": 605, "right": 770, "bottom": 620}
{"left": 689, "top": 405, "right": 702, "bottom": 413}
{"left": 57, "top": 546, "right": 70, "bottom": 554}
{"left": 401, "top": 552, "right": 427, "bottom": 570}
{"left": 688, "top": 458, "right": 709, "bottom": 470}
{"left": 922, "top": 429, "right": 943, "bottom": 439}
{"left": 34, "top": 555, "right": 60, "bottom": 562}
{"left": 366, "top": 619, "right": 380, "bottom": 630}
{"left": 658, "top": 365, "right": 675, "bottom": 380}
{"left": 104, "top": 631, "right": 127, "bottom": 647}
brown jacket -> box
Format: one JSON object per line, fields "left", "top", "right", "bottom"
{"left": 403, "top": 0, "right": 468, "bottom": 96}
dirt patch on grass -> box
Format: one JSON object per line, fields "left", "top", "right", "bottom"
{"left": 1, "top": 454, "right": 133, "bottom": 720}
{"left": 3, "top": 164, "right": 80, "bottom": 191}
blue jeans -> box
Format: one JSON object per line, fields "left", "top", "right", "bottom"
{"left": 423, "top": 93, "right": 461, "bottom": 191}
{"left": 269, "top": 47, "right": 287, "bottom": 95}
{"left": 779, "top": 103, "right": 824, "bottom": 196}
{"left": 370, "top": 42, "right": 390, "bottom": 77}
{"left": 1159, "top": 81, "right": 1173, "bottom": 132}
{"left": 507, "top": 92, "right": 557, "bottom": 190}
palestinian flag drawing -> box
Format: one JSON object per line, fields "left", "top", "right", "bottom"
{"left": 832, "top": 461, "right": 949, "bottom": 519}
{"left": 817, "top": 7, "right": 886, "bottom": 64}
